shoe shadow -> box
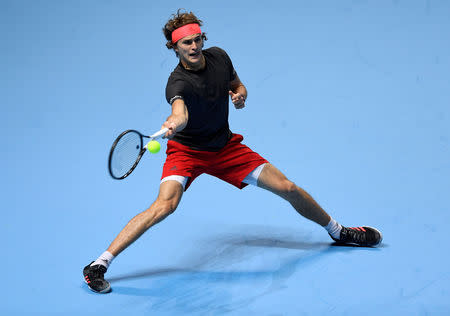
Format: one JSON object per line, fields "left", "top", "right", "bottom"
{"left": 330, "top": 241, "right": 387, "bottom": 248}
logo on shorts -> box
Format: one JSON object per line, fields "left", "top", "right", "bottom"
{"left": 170, "top": 166, "right": 178, "bottom": 171}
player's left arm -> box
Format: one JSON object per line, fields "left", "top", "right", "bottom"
{"left": 229, "top": 74, "right": 247, "bottom": 109}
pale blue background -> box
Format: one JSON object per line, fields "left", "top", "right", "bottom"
{"left": 1, "top": 0, "right": 450, "bottom": 315}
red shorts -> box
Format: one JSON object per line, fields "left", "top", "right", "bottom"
{"left": 161, "top": 134, "right": 268, "bottom": 191}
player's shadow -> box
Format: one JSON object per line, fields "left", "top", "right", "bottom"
{"left": 108, "top": 228, "right": 378, "bottom": 313}
{"left": 108, "top": 236, "right": 336, "bottom": 284}
{"left": 109, "top": 231, "right": 382, "bottom": 282}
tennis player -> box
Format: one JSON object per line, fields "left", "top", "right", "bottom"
{"left": 83, "top": 10, "right": 382, "bottom": 293}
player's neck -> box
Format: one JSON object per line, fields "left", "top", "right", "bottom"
{"left": 180, "top": 55, "right": 205, "bottom": 71}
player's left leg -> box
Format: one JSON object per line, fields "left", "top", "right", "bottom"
{"left": 255, "top": 163, "right": 382, "bottom": 246}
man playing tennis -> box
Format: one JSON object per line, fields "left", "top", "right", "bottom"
{"left": 83, "top": 10, "right": 382, "bottom": 293}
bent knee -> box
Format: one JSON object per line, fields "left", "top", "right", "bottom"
{"left": 151, "top": 197, "right": 178, "bottom": 215}
{"left": 156, "top": 199, "right": 177, "bottom": 214}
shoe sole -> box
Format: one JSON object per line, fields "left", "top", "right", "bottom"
{"left": 83, "top": 278, "right": 111, "bottom": 293}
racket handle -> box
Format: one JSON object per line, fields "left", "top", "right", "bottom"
{"left": 150, "top": 128, "right": 169, "bottom": 140}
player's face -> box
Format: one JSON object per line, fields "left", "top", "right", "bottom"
{"left": 175, "top": 34, "right": 204, "bottom": 68}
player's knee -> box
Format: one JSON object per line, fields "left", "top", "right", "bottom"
{"left": 153, "top": 197, "right": 178, "bottom": 217}
{"left": 165, "top": 199, "right": 178, "bottom": 215}
{"left": 141, "top": 201, "right": 175, "bottom": 228}
{"left": 281, "top": 180, "right": 298, "bottom": 197}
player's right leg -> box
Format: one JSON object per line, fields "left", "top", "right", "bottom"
{"left": 83, "top": 180, "right": 184, "bottom": 293}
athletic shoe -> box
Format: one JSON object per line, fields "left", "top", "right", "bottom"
{"left": 83, "top": 261, "right": 111, "bottom": 293}
{"left": 330, "top": 226, "right": 382, "bottom": 247}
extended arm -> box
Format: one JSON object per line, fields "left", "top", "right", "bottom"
{"left": 162, "top": 99, "right": 189, "bottom": 138}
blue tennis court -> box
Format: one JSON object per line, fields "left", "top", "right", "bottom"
{"left": 2, "top": 1, "right": 450, "bottom": 314}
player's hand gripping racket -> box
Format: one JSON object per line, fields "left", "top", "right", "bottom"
{"left": 108, "top": 128, "right": 168, "bottom": 180}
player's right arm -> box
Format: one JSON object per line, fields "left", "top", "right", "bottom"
{"left": 162, "top": 98, "right": 189, "bottom": 139}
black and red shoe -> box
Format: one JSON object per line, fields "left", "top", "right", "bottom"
{"left": 83, "top": 261, "right": 111, "bottom": 293}
{"left": 330, "top": 226, "right": 382, "bottom": 247}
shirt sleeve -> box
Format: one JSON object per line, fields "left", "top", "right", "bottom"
{"left": 165, "top": 74, "right": 186, "bottom": 105}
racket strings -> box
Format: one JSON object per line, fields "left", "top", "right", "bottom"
{"left": 110, "top": 132, "right": 143, "bottom": 178}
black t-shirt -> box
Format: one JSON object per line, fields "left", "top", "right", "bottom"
{"left": 165, "top": 46, "right": 237, "bottom": 151}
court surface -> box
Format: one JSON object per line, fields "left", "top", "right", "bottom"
{"left": 2, "top": 1, "right": 450, "bottom": 315}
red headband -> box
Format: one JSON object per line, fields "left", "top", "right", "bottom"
{"left": 171, "top": 23, "right": 201, "bottom": 44}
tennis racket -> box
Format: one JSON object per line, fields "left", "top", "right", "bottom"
{"left": 108, "top": 128, "right": 168, "bottom": 180}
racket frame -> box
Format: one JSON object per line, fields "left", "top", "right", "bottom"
{"left": 108, "top": 128, "right": 168, "bottom": 180}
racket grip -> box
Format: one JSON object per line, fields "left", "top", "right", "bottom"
{"left": 150, "top": 128, "right": 169, "bottom": 140}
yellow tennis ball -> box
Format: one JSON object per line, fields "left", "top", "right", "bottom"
{"left": 147, "top": 140, "right": 160, "bottom": 154}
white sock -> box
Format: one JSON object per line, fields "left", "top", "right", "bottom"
{"left": 324, "top": 218, "right": 342, "bottom": 239}
{"left": 91, "top": 251, "right": 115, "bottom": 269}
